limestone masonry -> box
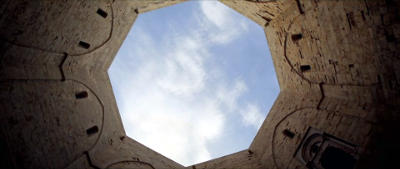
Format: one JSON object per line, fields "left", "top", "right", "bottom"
{"left": 0, "top": 0, "right": 399, "bottom": 169}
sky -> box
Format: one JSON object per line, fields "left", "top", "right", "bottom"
{"left": 108, "top": 0, "right": 279, "bottom": 166}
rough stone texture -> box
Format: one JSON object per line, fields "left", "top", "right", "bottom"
{"left": 220, "top": 0, "right": 290, "bottom": 27}
{"left": 0, "top": 1, "right": 184, "bottom": 169}
{"left": 134, "top": 0, "right": 186, "bottom": 14}
{"left": 0, "top": 0, "right": 399, "bottom": 169}
{"left": 187, "top": 150, "right": 262, "bottom": 169}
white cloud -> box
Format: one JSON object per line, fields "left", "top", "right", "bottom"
{"left": 199, "top": 0, "right": 249, "bottom": 44}
{"left": 115, "top": 29, "right": 227, "bottom": 165}
{"left": 200, "top": 1, "right": 230, "bottom": 29}
{"left": 240, "top": 104, "right": 265, "bottom": 129}
{"left": 109, "top": 1, "right": 266, "bottom": 166}
{"left": 156, "top": 37, "right": 207, "bottom": 96}
{"left": 216, "top": 79, "right": 248, "bottom": 111}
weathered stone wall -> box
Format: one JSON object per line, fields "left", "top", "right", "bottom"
{"left": 220, "top": 0, "right": 288, "bottom": 27}
{"left": 251, "top": 0, "right": 399, "bottom": 169}
{"left": 134, "top": 0, "right": 186, "bottom": 14}
{"left": 0, "top": 0, "right": 399, "bottom": 169}
{"left": 187, "top": 150, "right": 262, "bottom": 169}
{"left": 0, "top": 1, "right": 184, "bottom": 169}
{"left": 199, "top": 0, "right": 399, "bottom": 168}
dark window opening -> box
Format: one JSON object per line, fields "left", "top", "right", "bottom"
{"left": 97, "top": 8, "right": 108, "bottom": 18}
{"left": 86, "top": 125, "right": 99, "bottom": 136}
{"left": 292, "top": 33, "right": 303, "bottom": 41}
{"left": 75, "top": 91, "right": 88, "bottom": 99}
{"left": 79, "top": 41, "right": 91, "bottom": 49}
{"left": 319, "top": 146, "right": 356, "bottom": 169}
{"left": 300, "top": 65, "right": 311, "bottom": 72}
{"left": 282, "top": 129, "right": 295, "bottom": 138}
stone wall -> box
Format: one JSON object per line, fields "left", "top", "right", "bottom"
{"left": 223, "top": 0, "right": 400, "bottom": 168}
{"left": 0, "top": 1, "right": 184, "bottom": 169}
{"left": 0, "top": 0, "right": 399, "bottom": 169}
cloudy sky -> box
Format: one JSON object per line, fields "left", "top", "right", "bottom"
{"left": 108, "top": 0, "right": 279, "bottom": 166}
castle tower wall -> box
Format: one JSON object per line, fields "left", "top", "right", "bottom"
{"left": 0, "top": 0, "right": 399, "bottom": 169}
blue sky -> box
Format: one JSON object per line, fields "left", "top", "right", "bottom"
{"left": 108, "top": 1, "right": 279, "bottom": 166}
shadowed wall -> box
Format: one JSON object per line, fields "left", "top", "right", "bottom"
{"left": 0, "top": 0, "right": 399, "bottom": 169}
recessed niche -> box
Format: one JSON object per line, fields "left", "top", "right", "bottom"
{"left": 86, "top": 125, "right": 99, "bottom": 136}
{"left": 300, "top": 65, "right": 311, "bottom": 72}
{"left": 97, "top": 8, "right": 108, "bottom": 18}
{"left": 78, "top": 41, "right": 90, "bottom": 49}
{"left": 75, "top": 91, "right": 88, "bottom": 99}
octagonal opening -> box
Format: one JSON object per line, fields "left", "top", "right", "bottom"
{"left": 108, "top": 1, "right": 279, "bottom": 166}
